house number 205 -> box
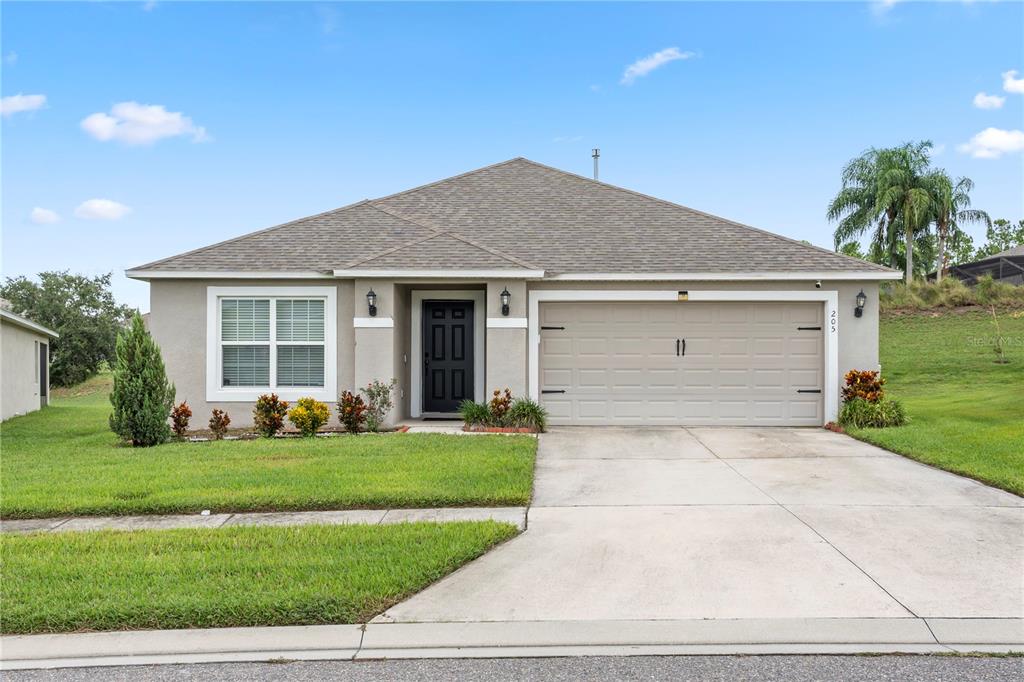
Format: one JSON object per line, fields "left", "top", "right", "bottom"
{"left": 830, "top": 309, "right": 838, "bottom": 333}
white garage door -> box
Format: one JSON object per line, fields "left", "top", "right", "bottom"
{"left": 539, "top": 301, "right": 824, "bottom": 426}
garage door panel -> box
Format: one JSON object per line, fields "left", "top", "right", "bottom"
{"left": 539, "top": 302, "right": 824, "bottom": 426}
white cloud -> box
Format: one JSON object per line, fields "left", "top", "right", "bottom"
{"left": 80, "top": 102, "right": 208, "bottom": 145}
{"left": 553, "top": 135, "right": 583, "bottom": 143}
{"left": 871, "top": 0, "right": 902, "bottom": 16}
{"left": 30, "top": 207, "right": 60, "bottom": 225}
{"left": 1002, "top": 69, "right": 1024, "bottom": 94}
{"left": 142, "top": 1, "right": 158, "bottom": 10}
{"left": 973, "top": 92, "right": 1005, "bottom": 109}
{"left": 1, "top": 93, "right": 46, "bottom": 116}
{"left": 74, "top": 199, "right": 132, "bottom": 220}
{"left": 620, "top": 47, "right": 695, "bottom": 85}
{"left": 957, "top": 127, "right": 1024, "bottom": 159}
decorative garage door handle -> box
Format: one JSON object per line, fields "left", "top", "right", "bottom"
{"left": 541, "top": 390, "right": 566, "bottom": 394}
{"left": 796, "top": 389, "right": 822, "bottom": 394}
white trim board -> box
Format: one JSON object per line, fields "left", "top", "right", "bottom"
{"left": 0, "top": 309, "right": 59, "bottom": 338}
{"left": 353, "top": 317, "right": 394, "bottom": 328}
{"left": 548, "top": 272, "right": 901, "bottom": 281}
{"left": 486, "top": 317, "right": 528, "bottom": 328}
{"left": 528, "top": 289, "right": 840, "bottom": 424}
{"left": 335, "top": 269, "right": 544, "bottom": 279}
{"left": 128, "top": 270, "right": 326, "bottom": 280}
{"left": 410, "top": 290, "right": 486, "bottom": 419}
{"left": 205, "top": 285, "right": 338, "bottom": 403}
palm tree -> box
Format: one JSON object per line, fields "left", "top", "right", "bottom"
{"left": 828, "top": 141, "right": 933, "bottom": 282}
{"left": 924, "top": 171, "right": 991, "bottom": 281}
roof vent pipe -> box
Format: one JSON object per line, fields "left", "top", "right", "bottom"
{"left": 592, "top": 148, "right": 600, "bottom": 180}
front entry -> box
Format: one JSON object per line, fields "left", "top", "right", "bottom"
{"left": 422, "top": 300, "right": 475, "bottom": 413}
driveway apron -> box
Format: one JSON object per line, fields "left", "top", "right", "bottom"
{"left": 376, "top": 427, "right": 1023, "bottom": 624}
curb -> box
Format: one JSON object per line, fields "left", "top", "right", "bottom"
{"left": 3, "top": 618, "right": 1021, "bottom": 670}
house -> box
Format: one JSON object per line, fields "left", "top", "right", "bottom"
{"left": 1, "top": 303, "right": 58, "bottom": 421}
{"left": 936, "top": 245, "right": 1024, "bottom": 286}
{"left": 128, "top": 158, "right": 900, "bottom": 427}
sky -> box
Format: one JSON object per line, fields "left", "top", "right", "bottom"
{"left": 3, "top": 1, "right": 1023, "bottom": 312}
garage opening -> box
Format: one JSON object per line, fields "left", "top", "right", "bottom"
{"left": 539, "top": 301, "right": 824, "bottom": 426}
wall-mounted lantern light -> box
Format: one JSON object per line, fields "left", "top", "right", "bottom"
{"left": 854, "top": 289, "right": 867, "bottom": 318}
{"left": 500, "top": 287, "right": 511, "bottom": 316}
{"left": 366, "top": 289, "right": 378, "bottom": 317}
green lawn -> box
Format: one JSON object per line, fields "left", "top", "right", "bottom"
{"left": 0, "top": 521, "right": 517, "bottom": 634}
{"left": 847, "top": 310, "right": 1024, "bottom": 496}
{"left": 0, "top": 382, "right": 536, "bottom": 519}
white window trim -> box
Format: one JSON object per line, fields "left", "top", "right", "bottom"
{"left": 528, "top": 289, "right": 840, "bottom": 424}
{"left": 206, "top": 286, "right": 337, "bottom": 402}
{"left": 410, "top": 290, "right": 486, "bottom": 418}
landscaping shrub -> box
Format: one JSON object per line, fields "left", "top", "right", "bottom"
{"left": 839, "top": 397, "right": 907, "bottom": 428}
{"left": 208, "top": 410, "right": 230, "bottom": 440}
{"left": 488, "top": 388, "right": 513, "bottom": 426}
{"left": 459, "top": 391, "right": 546, "bottom": 431}
{"left": 108, "top": 313, "right": 176, "bottom": 447}
{"left": 841, "top": 370, "right": 885, "bottom": 403}
{"left": 288, "top": 397, "right": 330, "bottom": 437}
{"left": 458, "top": 400, "right": 490, "bottom": 427}
{"left": 337, "top": 391, "right": 367, "bottom": 434}
{"left": 506, "top": 398, "right": 548, "bottom": 432}
{"left": 170, "top": 402, "right": 192, "bottom": 441}
{"left": 362, "top": 378, "right": 397, "bottom": 432}
{"left": 253, "top": 393, "right": 289, "bottom": 438}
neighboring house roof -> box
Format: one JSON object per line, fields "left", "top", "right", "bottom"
{"left": 938, "top": 244, "right": 1024, "bottom": 284}
{"left": 0, "top": 308, "right": 59, "bottom": 338}
{"left": 991, "top": 245, "right": 1024, "bottom": 259}
{"left": 128, "top": 157, "right": 897, "bottom": 279}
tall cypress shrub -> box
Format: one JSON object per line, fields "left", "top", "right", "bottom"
{"left": 109, "top": 313, "right": 175, "bottom": 446}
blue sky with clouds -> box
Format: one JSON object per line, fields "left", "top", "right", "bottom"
{"left": 3, "top": 1, "right": 1022, "bottom": 310}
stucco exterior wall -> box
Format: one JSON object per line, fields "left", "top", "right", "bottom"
{"left": 1, "top": 321, "right": 48, "bottom": 421}
{"left": 146, "top": 276, "right": 880, "bottom": 428}
{"left": 149, "top": 278, "right": 354, "bottom": 427}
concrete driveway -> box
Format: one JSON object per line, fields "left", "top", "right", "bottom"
{"left": 377, "top": 427, "right": 1023, "bottom": 625}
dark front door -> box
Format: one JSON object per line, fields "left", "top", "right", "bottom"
{"left": 422, "top": 300, "right": 474, "bottom": 413}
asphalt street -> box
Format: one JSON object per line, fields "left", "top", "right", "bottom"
{"left": 7, "top": 655, "right": 1022, "bottom": 681}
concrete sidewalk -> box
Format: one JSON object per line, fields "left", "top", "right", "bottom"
{"left": 2, "top": 617, "right": 1022, "bottom": 670}
{"left": 0, "top": 507, "right": 528, "bottom": 534}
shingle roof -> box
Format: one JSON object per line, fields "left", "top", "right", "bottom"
{"left": 131, "top": 158, "right": 895, "bottom": 276}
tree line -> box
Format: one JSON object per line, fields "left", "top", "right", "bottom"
{"left": 827, "top": 140, "right": 1022, "bottom": 282}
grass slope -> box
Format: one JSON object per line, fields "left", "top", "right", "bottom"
{"left": 0, "top": 521, "right": 517, "bottom": 634}
{"left": 1, "top": 382, "right": 536, "bottom": 518}
{"left": 848, "top": 310, "right": 1024, "bottom": 496}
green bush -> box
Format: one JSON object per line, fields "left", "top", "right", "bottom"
{"left": 108, "top": 313, "right": 175, "bottom": 447}
{"left": 458, "top": 400, "right": 490, "bottom": 427}
{"left": 361, "top": 378, "right": 396, "bottom": 432}
{"left": 506, "top": 398, "right": 548, "bottom": 432}
{"left": 288, "top": 397, "right": 330, "bottom": 437}
{"left": 253, "top": 393, "right": 289, "bottom": 438}
{"left": 839, "top": 397, "right": 907, "bottom": 429}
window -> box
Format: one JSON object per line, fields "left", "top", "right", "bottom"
{"left": 207, "top": 287, "right": 336, "bottom": 402}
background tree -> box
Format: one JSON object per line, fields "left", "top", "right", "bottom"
{"left": 837, "top": 241, "right": 867, "bottom": 261}
{"left": 828, "top": 141, "right": 933, "bottom": 282}
{"left": 925, "top": 171, "right": 990, "bottom": 281}
{"left": 974, "top": 219, "right": 1024, "bottom": 259}
{"left": 109, "top": 313, "right": 175, "bottom": 447}
{"left": 0, "top": 271, "right": 133, "bottom": 386}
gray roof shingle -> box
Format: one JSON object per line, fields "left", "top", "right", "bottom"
{"left": 132, "top": 158, "right": 895, "bottom": 276}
